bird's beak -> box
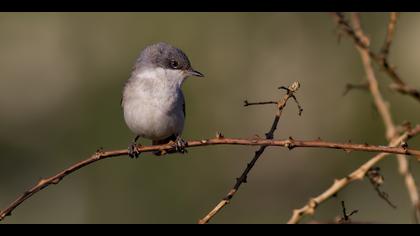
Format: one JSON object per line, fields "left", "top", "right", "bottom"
{"left": 187, "top": 69, "right": 204, "bottom": 78}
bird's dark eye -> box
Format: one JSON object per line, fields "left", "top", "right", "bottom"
{"left": 170, "top": 60, "right": 179, "bottom": 69}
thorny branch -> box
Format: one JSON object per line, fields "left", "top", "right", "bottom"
{"left": 288, "top": 13, "right": 420, "bottom": 224}
{"left": 333, "top": 12, "right": 420, "bottom": 102}
{"left": 287, "top": 127, "right": 420, "bottom": 224}
{"left": 351, "top": 12, "right": 420, "bottom": 224}
{"left": 198, "top": 82, "right": 302, "bottom": 224}
{"left": 3, "top": 132, "right": 419, "bottom": 221}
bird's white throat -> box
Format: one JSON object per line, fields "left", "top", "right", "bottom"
{"left": 134, "top": 67, "right": 187, "bottom": 89}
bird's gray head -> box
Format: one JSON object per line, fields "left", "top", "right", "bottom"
{"left": 134, "top": 42, "right": 204, "bottom": 79}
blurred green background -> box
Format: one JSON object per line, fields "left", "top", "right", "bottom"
{"left": 0, "top": 13, "right": 420, "bottom": 224}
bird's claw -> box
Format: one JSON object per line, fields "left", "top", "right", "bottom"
{"left": 174, "top": 137, "right": 188, "bottom": 154}
{"left": 128, "top": 142, "right": 141, "bottom": 158}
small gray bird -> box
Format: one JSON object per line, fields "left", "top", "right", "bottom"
{"left": 121, "top": 42, "right": 204, "bottom": 157}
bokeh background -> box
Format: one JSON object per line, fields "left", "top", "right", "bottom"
{"left": 0, "top": 13, "right": 420, "bottom": 224}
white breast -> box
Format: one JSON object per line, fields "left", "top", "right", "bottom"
{"left": 122, "top": 68, "right": 185, "bottom": 140}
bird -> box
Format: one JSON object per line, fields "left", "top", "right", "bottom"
{"left": 121, "top": 42, "right": 204, "bottom": 158}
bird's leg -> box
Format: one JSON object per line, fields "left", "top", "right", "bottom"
{"left": 128, "top": 135, "right": 141, "bottom": 158}
{"left": 174, "top": 136, "right": 188, "bottom": 154}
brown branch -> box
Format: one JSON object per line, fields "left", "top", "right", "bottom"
{"left": 351, "top": 12, "right": 420, "bottom": 223}
{"left": 343, "top": 82, "right": 369, "bottom": 96}
{"left": 3, "top": 129, "right": 420, "bottom": 222}
{"left": 332, "top": 12, "right": 420, "bottom": 102}
{"left": 381, "top": 12, "right": 399, "bottom": 58}
{"left": 389, "top": 83, "right": 420, "bottom": 100}
{"left": 397, "top": 153, "right": 420, "bottom": 224}
{"left": 197, "top": 82, "right": 302, "bottom": 224}
{"left": 287, "top": 128, "right": 420, "bottom": 224}
{"left": 351, "top": 12, "right": 397, "bottom": 140}
{"left": 338, "top": 201, "right": 359, "bottom": 224}
{"left": 244, "top": 100, "right": 277, "bottom": 107}
{"left": 289, "top": 13, "right": 420, "bottom": 224}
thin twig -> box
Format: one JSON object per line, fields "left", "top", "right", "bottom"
{"left": 4, "top": 136, "right": 419, "bottom": 221}
{"left": 389, "top": 83, "right": 420, "bottom": 100}
{"left": 198, "top": 82, "right": 302, "bottom": 224}
{"left": 289, "top": 13, "right": 420, "bottom": 223}
{"left": 397, "top": 153, "right": 420, "bottom": 223}
{"left": 380, "top": 12, "right": 399, "bottom": 58}
{"left": 351, "top": 12, "right": 420, "bottom": 223}
{"left": 332, "top": 12, "right": 420, "bottom": 102}
{"left": 343, "top": 82, "right": 369, "bottom": 96}
{"left": 338, "top": 201, "right": 359, "bottom": 223}
{"left": 287, "top": 128, "right": 420, "bottom": 224}
{"left": 244, "top": 100, "right": 277, "bottom": 107}
{"left": 366, "top": 167, "right": 397, "bottom": 208}
{"left": 351, "top": 12, "right": 397, "bottom": 140}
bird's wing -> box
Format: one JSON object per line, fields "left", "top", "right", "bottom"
{"left": 180, "top": 90, "right": 186, "bottom": 118}
{"left": 120, "top": 76, "right": 132, "bottom": 108}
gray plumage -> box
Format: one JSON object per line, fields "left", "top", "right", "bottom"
{"left": 134, "top": 42, "right": 193, "bottom": 72}
{"left": 122, "top": 42, "right": 203, "bottom": 148}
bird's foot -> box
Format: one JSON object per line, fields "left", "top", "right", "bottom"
{"left": 174, "top": 137, "right": 188, "bottom": 154}
{"left": 128, "top": 142, "right": 141, "bottom": 158}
